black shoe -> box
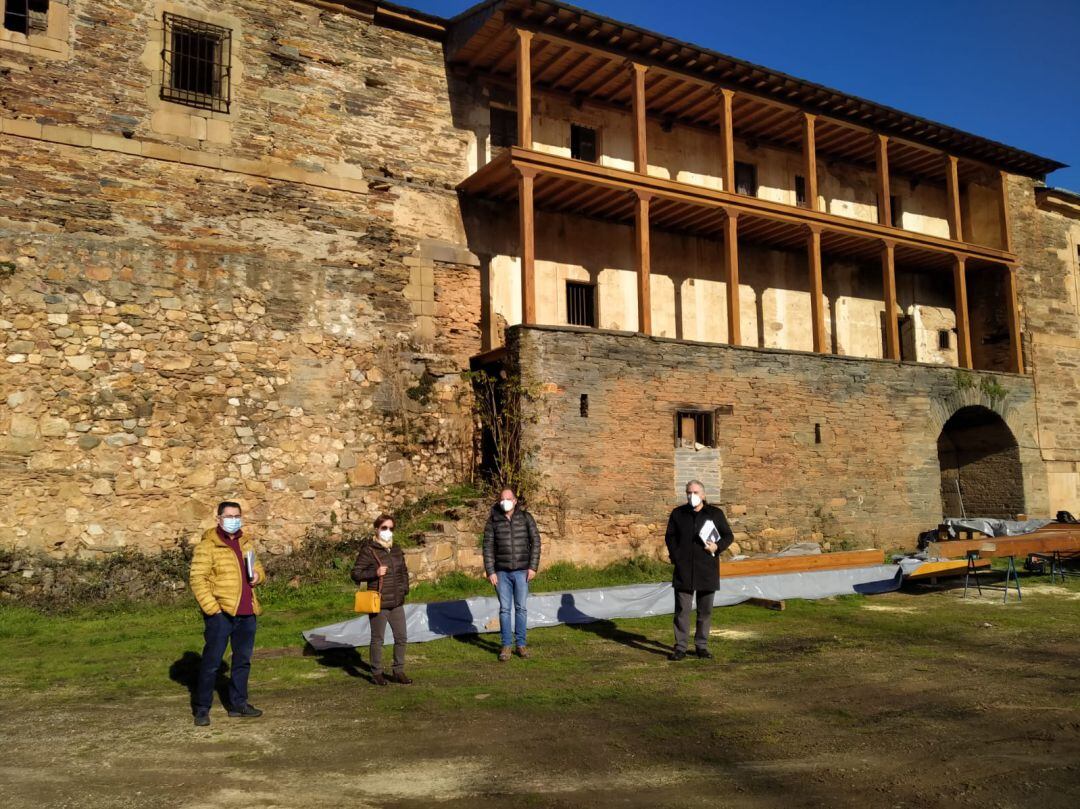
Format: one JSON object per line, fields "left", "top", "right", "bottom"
{"left": 668, "top": 649, "right": 687, "bottom": 661}
{"left": 695, "top": 648, "right": 714, "bottom": 659}
{"left": 372, "top": 672, "right": 388, "bottom": 686}
{"left": 227, "top": 704, "right": 263, "bottom": 718}
{"left": 194, "top": 713, "right": 210, "bottom": 727}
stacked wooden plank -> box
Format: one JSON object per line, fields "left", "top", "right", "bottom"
{"left": 719, "top": 548, "right": 883, "bottom": 578}
{"left": 926, "top": 524, "right": 1080, "bottom": 560}
{"left": 903, "top": 558, "right": 991, "bottom": 580}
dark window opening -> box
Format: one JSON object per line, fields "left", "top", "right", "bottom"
{"left": 795, "top": 175, "right": 806, "bottom": 206}
{"left": 490, "top": 106, "right": 517, "bottom": 149}
{"left": 4, "top": 0, "right": 48, "bottom": 35}
{"left": 814, "top": 423, "right": 822, "bottom": 444}
{"left": 676, "top": 410, "right": 717, "bottom": 449}
{"left": 580, "top": 394, "right": 589, "bottom": 418}
{"left": 160, "top": 13, "right": 232, "bottom": 113}
{"left": 898, "top": 315, "right": 915, "bottom": 362}
{"left": 938, "top": 329, "right": 951, "bottom": 350}
{"left": 890, "top": 195, "right": 901, "bottom": 226}
{"left": 735, "top": 162, "right": 757, "bottom": 196}
{"left": 566, "top": 281, "right": 596, "bottom": 327}
{"left": 570, "top": 124, "right": 598, "bottom": 162}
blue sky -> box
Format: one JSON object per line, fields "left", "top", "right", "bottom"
{"left": 405, "top": 0, "right": 1080, "bottom": 189}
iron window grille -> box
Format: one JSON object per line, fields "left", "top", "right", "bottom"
{"left": 566, "top": 281, "right": 596, "bottom": 327}
{"left": 938, "top": 330, "right": 951, "bottom": 350}
{"left": 675, "top": 410, "right": 717, "bottom": 448}
{"left": 160, "top": 13, "right": 232, "bottom": 113}
{"left": 3, "top": 0, "right": 49, "bottom": 36}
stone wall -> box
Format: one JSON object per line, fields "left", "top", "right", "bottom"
{"left": 510, "top": 325, "right": 1047, "bottom": 558}
{"left": 0, "top": 0, "right": 486, "bottom": 557}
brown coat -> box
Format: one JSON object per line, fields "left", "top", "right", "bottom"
{"left": 351, "top": 540, "right": 409, "bottom": 610}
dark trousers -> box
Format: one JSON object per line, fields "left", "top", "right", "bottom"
{"left": 194, "top": 612, "right": 257, "bottom": 715}
{"left": 673, "top": 590, "right": 715, "bottom": 652}
{"left": 369, "top": 605, "right": 407, "bottom": 675}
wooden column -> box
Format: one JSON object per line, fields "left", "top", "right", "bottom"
{"left": 875, "top": 134, "right": 892, "bottom": 227}
{"left": 952, "top": 254, "right": 972, "bottom": 369}
{"left": 718, "top": 88, "right": 735, "bottom": 193}
{"left": 998, "top": 170, "right": 1014, "bottom": 253}
{"left": 807, "top": 226, "right": 827, "bottom": 353}
{"left": 1005, "top": 264, "right": 1024, "bottom": 374}
{"left": 723, "top": 208, "right": 741, "bottom": 346}
{"left": 881, "top": 240, "right": 900, "bottom": 360}
{"left": 633, "top": 190, "right": 652, "bottom": 335}
{"left": 631, "top": 63, "right": 648, "bottom": 174}
{"left": 515, "top": 29, "right": 533, "bottom": 149}
{"left": 517, "top": 166, "right": 537, "bottom": 325}
{"left": 801, "top": 113, "right": 818, "bottom": 211}
{"left": 945, "top": 154, "right": 963, "bottom": 241}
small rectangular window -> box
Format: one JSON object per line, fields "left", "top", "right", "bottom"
{"left": 490, "top": 106, "right": 517, "bottom": 149}
{"left": 795, "top": 175, "right": 806, "bottom": 206}
{"left": 160, "top": 13, "right": 232, "bottom": 114}
{"left": 675, "top": 410, "right": 717, "bottom": 449}
{"left": 735, "top": 162, "right": 757, "bottom": 196}
{"left": 566, "top": 281, "right": 596, "bottom": 327}
{"left": 890, "top": 195, "right": 901, "bottom": 226}
{"left": 570, "top": 124, "right": 598, "bottom": 162}
{"left": 938, "top": 329, "right": 951, "bottom": 350}
{"left": 3, "top": 0, "right": 47, "bottom": 35}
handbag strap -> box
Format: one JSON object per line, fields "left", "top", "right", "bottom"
{"left": 373, "top": 547, "right": 388, "bottom": 595}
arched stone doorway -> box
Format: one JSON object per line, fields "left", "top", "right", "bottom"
{"left": 937, "top": 406, "right": 1024, "bottom": 519}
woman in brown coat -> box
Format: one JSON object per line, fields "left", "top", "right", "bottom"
{"left": 351, "top": 513, "right": 411, "bottom": 685}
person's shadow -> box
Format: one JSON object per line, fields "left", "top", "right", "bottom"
{"left": 169, "top": 651, "right": 232, "bottom": 712}
{"left": 426, "top": 599, "right": 501, "bottom": 654}
{"left": 557, "top": 594, "right": 670, "bottom": 657}
{"left": 302, "top": 644, "right": 375, "bottom": 683}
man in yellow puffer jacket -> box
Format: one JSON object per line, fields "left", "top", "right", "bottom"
{"left": 188, "top": 501, "right": 267, "bottom": 727}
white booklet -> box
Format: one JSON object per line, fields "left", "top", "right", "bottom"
{"left": 244, "top": 550, "right": 256, "bottom": 582}
{"left": 698, "top": 520, "right": 720, "bottom": 551}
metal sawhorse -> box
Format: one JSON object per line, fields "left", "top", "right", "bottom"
{"left": 964, "top": 548, "right": 1021, "bottom": 603}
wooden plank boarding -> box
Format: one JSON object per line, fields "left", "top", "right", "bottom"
{"left": 927, "top": 534, "right": 1080, "bottom": 560}
{"left": 719, "top": 548, "right": 883, "bottom": 578}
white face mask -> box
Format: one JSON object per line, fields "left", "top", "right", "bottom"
{"left": 500, "top": 499, "right": 515, "bottom": 513}
{"left": 221, "top": 516, "right": 242, "bottom": 534}
{"left": 377, "top": 529, "right": 393, "bottom": 543}
{"left": 687, "top": 493, "right": 702, "bottom": 509}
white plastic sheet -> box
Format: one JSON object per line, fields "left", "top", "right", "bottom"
{"left": 303, "top": 564, "right": 901, "bottom": 650}
{"left": 943, "top": 517, "right": 1051, "bottom": 537}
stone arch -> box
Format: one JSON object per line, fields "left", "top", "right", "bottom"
{"left": 937, "top": 405, "right": 1024, "bottom": 519}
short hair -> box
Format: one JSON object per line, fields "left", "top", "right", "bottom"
{"left": 217, "top": 500, "right": 242, "bottom": 516}
{"left": 373, "top": 513, "right": 395, "bottom": 530}
{"left": 499, "top": 486, "right": 516, "bottom": 497}
{"left": 685, "top": 480, "right": 706, "bottom": 494}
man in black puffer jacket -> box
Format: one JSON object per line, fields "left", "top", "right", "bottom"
{"left": 483, "top": 487, "right": 542, "bottom": 661}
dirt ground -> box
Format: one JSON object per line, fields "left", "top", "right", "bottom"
{"left": 3, "top": 585, "right": 1080, "bottom": 809}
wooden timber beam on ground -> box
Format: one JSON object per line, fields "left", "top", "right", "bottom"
{"left": 903, "top": 558, "right": 991, "bottom": 580}
{"left": 719, "top": 548, "right": 883, "bottom": 579}
{"left": 926, "top": 534, "right": 1080, "bottom": 560}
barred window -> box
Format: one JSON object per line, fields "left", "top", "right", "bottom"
{"left": 566, "top": 281, "right": 596, "bottom": 327}
{"left": 3, "top": 0, "right": 49, "bottom": 36}
{"left": 160, "top": 13, "right": 232, "bottom": 113}
{"left": 675, "top": 410, "right": 716, "bottom": 449}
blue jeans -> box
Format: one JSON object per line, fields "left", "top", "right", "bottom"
{"left": 194, "top": 612, "right": 257, "bottom": 715}
{"left": 496, "top": 569, "right": 529, "bottom": 648}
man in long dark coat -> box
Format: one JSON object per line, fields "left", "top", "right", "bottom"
{"left": 664, "top": 479, "right": 734, "bottom": 660}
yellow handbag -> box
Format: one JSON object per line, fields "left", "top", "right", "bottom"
{"left": 353, "top": 550, "right": 386, "bottom": 613}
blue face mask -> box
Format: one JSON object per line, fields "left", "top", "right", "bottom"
{"left": 221, "top": 516, "right": 242, "bottom": 534}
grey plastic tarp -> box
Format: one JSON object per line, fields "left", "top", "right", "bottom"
{"left": 302, "top": 564, "right": 902, "bottom": 650}
{"left": 943, "top": 517, "right": 1051, "bottom": 538}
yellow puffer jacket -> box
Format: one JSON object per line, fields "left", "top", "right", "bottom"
{"left": 189, "top": 527, "right": 267, "bottom": 616}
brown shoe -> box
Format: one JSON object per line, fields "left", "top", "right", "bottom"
{"left": 372, "top": 672, "right": 388, "bottom": 686}
{"left": 391, "top": 671, "right": 413, "bottom": 685}
{"left": 498, "top": 646, "right": 512, "bottom": 662}
{"left": 515, "top": 645, "right": 530, "bottom": 659}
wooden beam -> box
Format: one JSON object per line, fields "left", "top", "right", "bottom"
{"left": 718, "top": 88, "right": 735, "bottom": 193}
{"left": 998, "top": 170, "right": 1013, "bottom": 252}
{"left": 631, "top": 62, "right": 648, "bottom": 174}
{"left": 634, "top": 189, "right": 652, "bottom": 334}
{"left": 801, "top": 113, "right": 819, "bottom": 211}
{"left": 719, "top": 548, "right": 884, "bottom": 578}
{"left": 927, "top": 533, "right": 1080, "bottom": 560}
{"left": 516, "top": 29, "right": 534, "bottom": 149}
{"left": 881, "top": 240, "right": 900, "bottom": 360}
{"left": 723, "top": 209, "right": 741, "bottom": 346}
{"left": 953, "top": 254, "right": 972, "bottom": 369}
{"left": 518, "top": 166, "right": 537, "bottom": 325}
{"left": 945, "top": 154, "right": 963, "bottom": 241}
{"left": 807, "top": 225, "right": 827, "bottom": 352}
{"left": 1005, "top": 264, "right": 1024, "bottom": 374}
{"left": 875, "top": 134, "right": 892, "bottom": 227}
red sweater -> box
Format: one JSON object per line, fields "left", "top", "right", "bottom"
{"left": 217, "top": 527, "right": 254, "bottom": 616}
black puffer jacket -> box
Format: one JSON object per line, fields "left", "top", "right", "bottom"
{"left": 351, "top": 540, "right": 410, "bottom": 611}
{"left": 482, "top": 504, "right": 542, "bottom": 575}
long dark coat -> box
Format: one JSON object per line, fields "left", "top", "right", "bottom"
{"left": 664, "top": 502, "right": 734, "bottom": 592}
